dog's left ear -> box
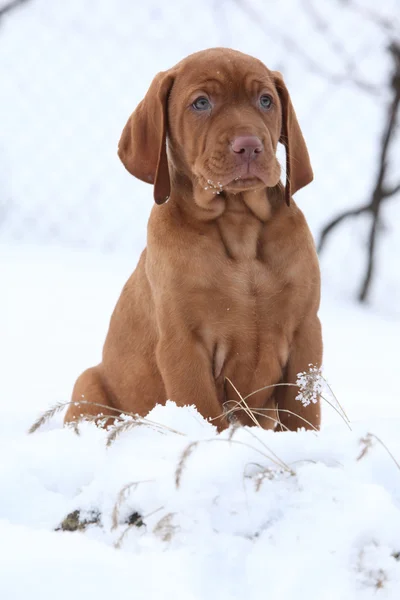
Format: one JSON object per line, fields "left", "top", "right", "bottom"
{"left": 118, "top": 70, "right": 175, "bottom": 205}
{"left": 273, "top": 72, "right": 313, "bottom": 206}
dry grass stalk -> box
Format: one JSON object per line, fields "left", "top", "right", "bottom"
{"left": 29, "top": 399, "right": 184, "bottom": 438}
{"left": 106, "top": 420, "right": 145, "bottom": 446}
{"left": 106, "top": 415, "right": 184, "bottom": 445}
{"left": 66, "top": 419, "right": 81, "bottom": 436}
{"left": 114, "top": 522, "right": 139, "bottom": 549}
{"left": 323, "top": 380, "right": 350, "bottom": 422}
{"left": 254, "top": 468, "right": 282, "bottom": 491}
{"left": 222, "top": 400, "right": 317, "bottom": 433}
{"left": 256, "top": 407, "right": 318, "bottom": 432}
{"left": 65, "top": 413, "right": 122, "bottom": 436}
{"left": 239, "top": 424, "right": 293, "bottom": 473}
{"left": 357, "top": 434, "right": 375, "bottom": 461}
{"left": 175, "top": 441, "right": 200, "bottom": 488}
{"left": 153, "top": 512, "right": 178, "bottom": 542}
{"left": 244, "top": 381, "right": 298, "bottom": 402}
{"left": 214, "top": 372, "right": 351, "bottom": 432}
{"left": 111, "top": 480, "right": 152, "bottom": 530}
{"left": 28, "top": 402, "right": 68, "bottom": 433}
{"left": 225, "top": 377, "right": 262, "bottom": 428}
{"left": 320, "top": 394, "right": 352, "bottom": 430}
{"left": 114, "top": 506, "right": 163, "bottom": 549}
{"left": 357, "top": 432, "right": 400, "bottom": 471}
{"left": 227, "top": 419, "right": 243, "bottom": 440}
{"left": 175, "top": 435, "right": 294, "bottom": 489}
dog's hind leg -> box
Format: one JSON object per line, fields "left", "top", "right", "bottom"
{"left": 64, "top": 366, "right": 115, "bottom": 427}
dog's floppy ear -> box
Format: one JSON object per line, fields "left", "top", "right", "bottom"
{"left": 273, "top": 72, "right": 313, "bottom": 206}
{"left": 118, "top": 71, "right": 175, "bottom": 205}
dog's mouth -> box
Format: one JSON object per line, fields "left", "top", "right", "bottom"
{"left": 202, "top": 173, "right": 265, "bottom": 194}
{"left": 224, "top": 176, "right": 263, "bottom": 191}
{"left": 200, "top": 161, "right": 279, "bottom": 194}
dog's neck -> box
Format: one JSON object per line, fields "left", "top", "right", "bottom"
{"left": 163, "top": 172, "right": 288, "bottom": 261}
{"left": 169, "top": 168, "right": 285, "bottom": 224}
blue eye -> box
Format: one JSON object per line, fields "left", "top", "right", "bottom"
{"left": 260, "top": 94, "right": 273, "bottom": 110}
{"left": 192, "top": 96, "right": 211, "bottom": 111}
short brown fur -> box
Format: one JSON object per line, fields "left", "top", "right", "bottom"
{"left": 65, "top": 48, "right": 322, "bottom": 431}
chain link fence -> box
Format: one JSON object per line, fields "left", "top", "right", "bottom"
{"left": 1, "top": 0, "right": 399, "bottom": 301}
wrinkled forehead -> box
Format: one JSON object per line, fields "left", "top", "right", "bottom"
{"left": 172, "top": 50, "right": 275, "bottom": 95}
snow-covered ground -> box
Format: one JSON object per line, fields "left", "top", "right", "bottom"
{"left": 1, "top": 244, "right": 400, "bottom": 599}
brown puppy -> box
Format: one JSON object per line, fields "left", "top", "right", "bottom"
{"left": 65, "top": 48, "right": 322, "bottom": 431}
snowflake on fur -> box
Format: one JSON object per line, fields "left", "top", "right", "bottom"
{"left": 295, "top": 364, "right": 324, "bottom": 407}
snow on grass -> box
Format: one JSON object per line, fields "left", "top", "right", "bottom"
{"left": 1, "top": 401, "right": 400, "bottom": 599}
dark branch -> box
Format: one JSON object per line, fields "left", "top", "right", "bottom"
{"left": 317, "top": 42, "right": 400, "bottom": 302}
{"left": 383, "top": 181, "right": 400, "bottom": 198}
{"left": 371, "top": 44, "right": 400, "bottom": 201}
{"left": 0, "top": 0, "right": 30, "bottom": 20}
{"left": 317, "top": 204, "right": 370, "bottom": 253}
{"left": 358, "top": 43, "right": 400, "bottom": 302}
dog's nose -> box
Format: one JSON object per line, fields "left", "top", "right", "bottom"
{"left": 231, "top": 136, "right": 263, "bottom": 159}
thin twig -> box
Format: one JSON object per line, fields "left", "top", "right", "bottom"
{"left": 255, "top": 407, "right": 319, "bottom": 433}
{"left": 320, "top": 395, "right": 352, "bottom": 430}
{"left": 0, "top": 0, "right": 30, "bottom": 19}
{"left": 369, "top": 433, "right": 400, "bottom": 471}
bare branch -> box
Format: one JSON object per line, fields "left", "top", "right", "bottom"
{"left": 318, "top": 42, "right": 400, "bottom": 302}
{"left": 317, "top": 204, "right": 370, "bottom": 253}
{"left": 358, "top": 45, "right": 400, "bottom": 302}
{"left": 383, "top": 182, "right": 400, "bottom": 199}
{"left": 0, "top": 0, "right": 30, "bottom": 20}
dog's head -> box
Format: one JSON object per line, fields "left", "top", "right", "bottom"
{"left": 118, "top": 48, "right": 313, "bottom": 207}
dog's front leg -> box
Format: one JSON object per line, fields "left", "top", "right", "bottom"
{"left": 156, "top": 336, "right": 228, "bottom": 430}
{"left": 276, "top": 316, "right": 323, "bottom": 431}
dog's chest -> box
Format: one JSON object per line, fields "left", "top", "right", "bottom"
{"left": 199, "top": 251, "right": 292, "bottom": 384}
{"left": 216, "top": 205, "right": 263, "bottom": 261}
{"left": 206, "top": 212, "right": 294, "bottom": 320}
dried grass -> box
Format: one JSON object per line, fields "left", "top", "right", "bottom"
{"left": 114, "top": 506, "right": 163, "bottom": 549}
{"left": 111, "top": 480, "right": 152, "bottom": 530}
{"left": 175, "top": 435, "right": 294, "bottom": 489}
{"left": 153, "top": 512, "right": 178, "bottom": 542}
{"left": 28, "top": 399, "right": 185, "bottom": 440}
{"left": 357, "top": 432, "right": 400, "bottom": 470}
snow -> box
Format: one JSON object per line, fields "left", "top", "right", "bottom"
{"left": 2, "top": 394, "right": 400, "bottom": 599}
{"left": 1, "top": 244, "right": 400, "bottom": 599}
{"left": 1, "top": 400, "right": 400, "bottom": 600}
{"left": 1, "top": 0, "right": 400, "bottom": 597}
